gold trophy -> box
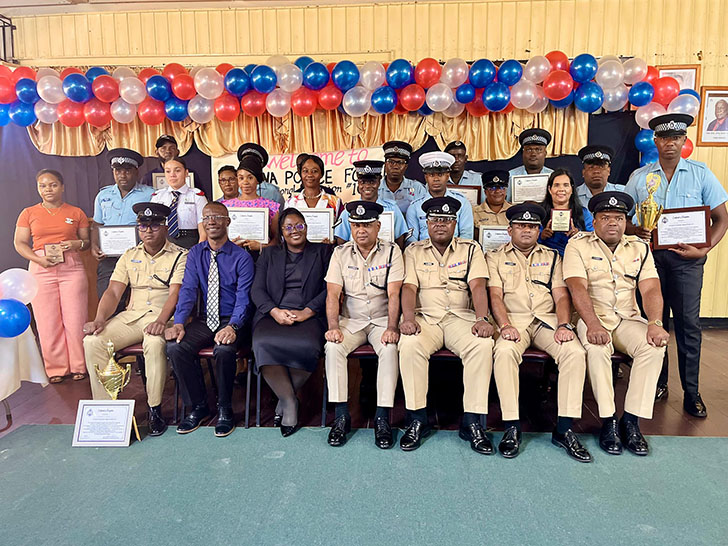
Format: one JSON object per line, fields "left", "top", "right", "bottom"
{"left": 94, "top": 340, "right": 141, "bottom": 441}
{"left": 635, "top": 172, "right": 664, "bottom": 232}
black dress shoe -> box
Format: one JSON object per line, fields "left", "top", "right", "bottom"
{"left": 459, "top": 422, "right": 494, "bottom": 455}
{"left": 374, "top": 417, "right": 393, "bottom": 449}
{"left": 619, "top": 418, "right": 649, "bottom": 456}
{"left": 273, "top": 413, "right": 283, "bottom": 428}
{"left": 552, "top": 430, "right": 593, "bottom": 463}
{"left": 147, "top": 405, "right": 167, "bottom": 437}
{"left": 498, "top": 426, "right": 521, "bottom": 458}
{"left": 684, "top": 393, "right": 707, "bottom": 418}
{"left": 177, "top": 404, "right": 211, "bottom": 434}
{"left": 327, "top": 415, "right": 351, "bottom": 447}
{"left": 214, "top": 406, "right": 236, "bottom": 437}
{"left": 280, "top": 423, "right": 300, "bottom": 437}
{"left": 400, "top": 420, "right": 432, "bottom": 451}
{"left": 655, "top": 384, "right": 669, "bottom": 401}
{"left": 599, "top": 417, "right": 623, "bottom": 455}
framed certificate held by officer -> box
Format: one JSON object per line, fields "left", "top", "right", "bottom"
{"left": 447, "top": 184, "right": 481, "bottom": 206}
{"left": 654, "top": 206, "right": 711, "bottom": 250}
{"left": 228, "top": 207, "right": 269, "bottom": 243}
{"left": 152, "top": 172, "right": 194, "bottom": 190}
{"left": 479, "top": 226, "right": 511, "bottom": 252}
{"left": 98, "top": 225, "right": 138, "bottom": 257}
{"left": 299, "top": 208, "right": 333, "bottom": 242}
{"left": 511, "top": 174, "right": 549, "bottom": 204}
{"left": 551, "top": 209, "right": 571, "bottom": 232}
{"left": 378, "top": 211, "right": 395, "bottom": 242}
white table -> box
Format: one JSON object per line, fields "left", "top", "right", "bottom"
{"left": 0, "top": 328, "right": 47, "bottom": 422}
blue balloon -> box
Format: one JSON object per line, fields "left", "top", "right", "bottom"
{"left": 0, "top": 103, "right": 9, "bottom": 126}
{"left": 303, "top": 62, "right": 330, "bottom": 91}
{"left": 332, "top": 60, "right": 359, "bottom": 92}
{"left": 418, "top": 102, "right": 434, "bottom": 116}
{"left": 569, "top": 53, "right": 598, "bottom": 84}
{"left": 469, "top": 59, "right": 496, "bottom": 88}
{"left": 640, "top": 148, "right": 659, "bottom": 167}
{"left": 244, "top": 64, "right": 257, "bottom": 76}
{"left": 146, "top": 75, "right": 172, "bottom": 102}
{"left": 294, "top": 56, "right": 315, "bottom": 72}
{"left": 371, "top": 86, "right": 397, "bottom": 114}
{"left": 574, "top": 81, "right": 604, "bottom": 113}
{"left": 635, "top": 129, "right": 656, "bottom": 153}
{"left": 679, "top": 88, "right": 701, "bottom": 102}
{"left": 62, "top": 73, "right": 92, "bottom": 103}
{"left": 386, "top": 59, "right": 413, "bottom": 90}
{"left": 224, "top": 68, "right": 250, "bottom": 97}
{"left": 483, "top": 82, "right": 510, "bottom": 112}
{"left": 497, "top": 60, "right": 523, "bottom": 87}
{"left": 455, "top": 83, "right": 476, "bottom": 104}
{"left": 0, "top": 299, "right": 31, "bottom": 338}
{"left": 8, "top": 100, "right": 36, "bottom": 126}
{"left": 85, "top": 66, "right": 109, "bottom": 82}
{"left": 15, "top": 78, "right": 39, "bottom": 105}
{"left": 628, "top": 81, "right": 654, "bottom": 107}
{"left": 250, "top": 65, "right": 277, "bottom": 94}
{"left": 550, "top": 91, "right": 574, "bottom": 108}
{"left": 165, "top": 97, "right": 189, "bottom": 122}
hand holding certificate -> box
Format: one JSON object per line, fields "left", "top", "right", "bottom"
{"left": 299, "top": 208, "right": 333, "bottom": 243}
{"left": 511, "top": 174, "right": 549, "bottom": 204}
{"left": 228, "top": 207, "right": 269, "bottom": 244}
{"left": 654, "top": 206, "right": 711, "bottom": 250}
{"left": 98, "top": 226, "right": 138, "bottom": 257}
{"left": 551, "top": 209, "right": 571, "bottom": 232}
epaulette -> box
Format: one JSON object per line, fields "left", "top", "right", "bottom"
{"left": 570, "top": 231, "right": 589, "bottom": 241}
{"left": 196, "top": 190, "right": 205, "bottom": 196}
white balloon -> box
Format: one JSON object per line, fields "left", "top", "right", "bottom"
{"left": 440, "top": 58, "right": 469, "bottom": 88}
{"left": 277, "top": 63, "right": 303, "bottom": 93}
{"left": 360, "top": 61, "right": 386, "bottom": 91}
{"left": 189, "top": 66, "right": 205, "bottom": 78}
{"left": 0, "top": 268, "right": 38, "bottom": 304}
{"left": 526, "top": 86, "right": 549, "bottom": 113}
{"left": 598, "top": 55, "right": 621, "bottom": 66}
{"left": 118, "top": 77, "right": 147, "bottom": 105}
{"left": 523, "top": 56, "right": 551, "bottom": 83}
{"left": 36, "top": 76, "right": 65, "bottom": 104}
{"left": 110, "top": 98, "right": 137, "bottom": 124}
{"left": 595, "top": 60, "right": 625, "bottom": 89}
{"left": 425, "top": 83, "right": 454, "bottom": 112}
{"left": 188, "top": 95, "right": 215, "bottom": 123}
{"left": 36, "top": 67, "right": 60, "bottom": 80}
{"left": 668, "top": 94, "right": 700, "bottom": 117}
{"left": 602, "top": 84, "right": 629, "bottom": 112}
{"left": 266, "top": 89, "right": 291, "bottom": 117}
{"left": 342, "top": 86, "right": 371, "bottom": 117}
{"left": 623, "top": 57, "right": 648, "bottom": 85}
{"left": 194, "top": 67, "right": 224, "bottom": 100}
{"left": 636, "top": 102, "right": 667, "bottom": 130}
{"left": 267, "top": 55, "right": 290, "bottom": 76}
{"left": 510, "top": 79, "right": 538, "bottom": 109}
{"left": 442, "top": 99, "right": 465, "bottom": 118}
{"left": 34, "top": 100, "right": 58, "bottom": 124}
{"left": 368, "top": 104, "right": 382, "bottom": 117}
{"left": 112, "top": 67, "right": 136, "bottom": 81}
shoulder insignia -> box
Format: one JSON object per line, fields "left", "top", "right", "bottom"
{"left": 571, "top": 232, "right": 589, "bottom": 240}
{"left": 625, "top": 235, "right": 649, "bottom": 245}
{"left": 151, "top": 191, "right": 159, "bottom": 196}
{"left": 196, "top": 190, "right": 205, "bottom": 196}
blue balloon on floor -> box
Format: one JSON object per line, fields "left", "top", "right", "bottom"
{"left": 0, "top": 299, "right": 31, "bottom": 338}
{"left": 371, "top": 86, "right": 397, "bottom": 115}
{"left": 574, "top": 81, "right": 604, "bottom": 113}
{"left": 455, "top": 83, "right": 476, "bottom": 104}
{"left": 628, "top": 81, "right": 654, "bottom": 107}
{"left": 635, "top": 129, "right": 656, "bottom": 153}
{"left": 469, "top": 59, "right": 496, "bottom": 88}
{"left": 640, "top": 148, "right": 659, "bottom": 166}
{"left": 483, "top": 82, "right": 510, "bottom": 112}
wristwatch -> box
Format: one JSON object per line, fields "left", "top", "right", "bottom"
{"left": 648, "top": 319, "right": 663, "bottom": 327}
{"left": 229, "top": 323, "right": 240, "bottom": 332}
{"left": 557, "top": 323, "right": 575, "bottom": 331}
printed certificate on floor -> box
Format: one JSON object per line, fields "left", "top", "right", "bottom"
{"left": 72, "top": 400, "right": 136, "bottom": 448}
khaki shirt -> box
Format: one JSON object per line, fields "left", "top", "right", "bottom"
{"left": 403, "top": 237, "right": 489, "bottom": 324}
{"left": 110, "top": 241, "right": 188, "bottom": 325}
{"left": 562, "top": 232, "right": 657, "bottom": 330}
{"left": 473, "top": 201, "right": 511, "bottom": 230}
{"left": 325, "top": 239, "right": 405, "bottom": 333}
{"left": 486, "top": 243, "right": 564, "bottom": 330}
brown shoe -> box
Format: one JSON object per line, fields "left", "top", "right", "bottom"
{"left": 71, "top": 373, "right": 87, "bottom": 381}
{"left": 49, "top": 376, "right": 64, "bottom": 384}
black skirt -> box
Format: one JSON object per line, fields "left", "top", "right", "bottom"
{"left": 252, "top": 315, "right": 324, "bottom": 373}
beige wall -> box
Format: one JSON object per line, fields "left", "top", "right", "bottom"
{"left": 9, "top": 0, "right": 728, "bottom": 315}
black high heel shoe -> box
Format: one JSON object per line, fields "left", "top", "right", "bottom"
{"left": 280, "top": 423, "right": 300, "bottom": 437}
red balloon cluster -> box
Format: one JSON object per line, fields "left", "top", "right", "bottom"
{"left": 214, "top": 93, "right": 240, "bottom": 122}
{"left": 92, "top": 75, "right": 119, "bottom": 103}
{"left": 543, "top": 70, "right": 574, "bottom": 101}
{"left": 652, "top": 76, "right": 680, "bottom": 107}
{"left": 241, "top": 91, "right": 266, "bottom": 117}
{"left": 400, "top": 84, "right": 425, "bottom": 111}
{"left": 414, "top": 58, "right": 442, "bottom": 88}
{"left": 318, "top": 84, "right": 342, "bottom": 111}
{"left": 138, "top": 97, "right": 165, "bottom": 125}
{"left": 172, "top": 74, "right": 196, "bottom": 100}
{"left": 291, "top": 87, "right": 317, "bottom": 117}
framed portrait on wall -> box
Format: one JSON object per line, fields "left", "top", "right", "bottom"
{"left": 697, "top": 86, "right": 728, "bottom": 146}
{"left": 657, "top": 64, "right": 701, "bottom": 92}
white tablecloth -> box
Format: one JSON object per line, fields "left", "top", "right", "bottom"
{"left": 0, "top": 328, "right": 47, "bottom": 401}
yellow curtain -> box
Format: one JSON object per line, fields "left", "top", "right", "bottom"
{"left": 26, "top": 106, "right": 588, "bottom": 159}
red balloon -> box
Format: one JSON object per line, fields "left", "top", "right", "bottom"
{"left": 138, "top": 97, "right": 165, "bottom": 125}
{"left": 12, "top": 66, "right": 36, "bottom": 83}
{"left": 216, "top": 63, "right": 234, "bottom": 76}
{"left": 83, "top": 98, "right": 111, "bottom": 127}
{"left": 393, "top": 100, "right": 408, "bottom": 115}
{"left": 0, "top": 77, "right": 15, "bottom": 104}
{"left": 545, "top": 50, "right": 569, "bottom": 72}
{"left": 291, "top": 87, "right": 317, "bottom": 117}
{"left": 415, "top": 57, "right": 442, "bottom": 88}
{"left": 642, "top": 65, "right": 659, "bottom": 83}
{"left": 652, "top": 76, "right": 681, "bottom": 107}
{"left": 326, "top": 62, "right": 337, "bottom": 74}
{"left": 317, "top": 84, "right": 342, "bottom": 111}
{"left": 543, "top": 70, "right": 574, "bottom": 101}
{"left": 0, "top": 65, "right": 12, "bottom": 80}
{"left": 214, "top": 93, "right": 240, "bottom": 122}
{"left": 498, "top": 102, "right": 516, "bottom": 115}
{"left": 241, "top": 91, "right": 266, "bottom": 117}
{"left": 91, "top": 75, "right": 119, "bottom": 103}
{"left": 466, "top": 89, "right": 488, "bottom": 117}
{"left": 57, "top": 100, "right": 85, "bottom": 127}
{"left": 162, "top": 63, "right": 187, "bottom": 81}
{"left": 60, "top": 67, "right": 83, "bottom": 79}
{"left": 138, "top": 68, "right": 161, "bottom": 84}
{"left": 399, "top": 83, "right": 426, "bottom": 111}
{"left": 172, "top": 74, "right": 196, "bottom": 100}
{"left": 681, "top": 137, "right": 694, "bottom": 159}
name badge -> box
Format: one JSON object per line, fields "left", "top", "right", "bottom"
{"left": 347, "top": 265, "right": 358, "bottom": 270}
{"left": 591, "top": 256, "right": 603, "bottom": 261}
{"left": 504, "top": 261, "right": 516, "bottom": 266}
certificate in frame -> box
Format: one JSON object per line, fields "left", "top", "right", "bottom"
{"left": 478, "top": 225, "right": 511, "bottom": 252}
{"left": 72, "top": 399, "right": 136, "bottom": 448}
{"left": 654, "top": 206, "right": 711, "bottom": 250}
{"left": 98, "top": 225, "right": 138, "bottom": 257}
{"left": 378, "top": 211, "right": 395, "bottom": 243}
{"left": 228, "top": 207, "right": 270, "bottom": 244}
{"left": 511, "top": 174, "right": 549, "bottom": 204}
{"left": 299, "top": 208, "right": 334, "bottom": 243}
{"left": 447, "top": 184, "right": 481, "bottom": 206}
{"left": 152, "top": 172, "right": 195, "bottom": 190}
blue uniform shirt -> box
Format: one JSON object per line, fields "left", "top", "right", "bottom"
{"left": 576, "top": 182, "right": 621, "bottom": 210}
{"left": 334, "top": 199, "right": 408, "bottom": 241}
{"left": 405, "top": 189, "right": 475, "bottom": 242}
{"left": 378, "top": 176, "right": 428, "bottom": 215}
{"left": 258, "top": 181, "right": 285, "bottom": 209}
{"left": 539, "top": 206, "right": 594, "bottom": 256}
{"left": 93, "top": 183, "right": 155, "bottom": 225}
{"left": 507, "top": 165, "right": 554, "bottom": 202}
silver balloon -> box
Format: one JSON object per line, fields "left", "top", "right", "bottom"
{"left": 598, "top": 55, "right": 621, "bottom": 66}
{"left": 266, "top": 89, "right": 291, "bottom": 117}
{"left": 523, "top": 55, "right": 551, "bottom": 83}
{"left": 623, "top": 57, "right": 648, "bottom": 85}
{"left": 526, "top": 86, "right": 549, "bottom": 113}
{"left": 112, "top": 67, "right": 136, "bottom": 81}
{"left": 342, "top": 86, "right": 371, "bottom": 117}
{"left": 668, "top": 94, "right": 700, "bottom": 117}
{"left": 34, "top": 100, "right": 58, "bottom": 124}
{"left": 602, "top": 84, "right": 629, "bottom": 112}
{"left": 425, "top": 83, "right": 454, "bottom": 112}
{"left": 440, "top": 58, "right": 469, "bottom": 88}
{"left": 442, "top": 99, "right": 465, "bottom": 118}
{"left": 510, "top": 79, "right": 538, "bottom": 109}
{"left": 110, "top": 98, "right": 137, "bottom": 124}
{"left": 267, "top": 55, "right": 290, "bottom": 76}
{"left": 118, "top": 77, "right": 147, "bottom": 105}
{"left": 595, "top": 60, "right": 625, "bottom": 89}
{"left": 36, "top": 67, "right": 60, "bottom": 80}
{"left": 190, "top": 66, "right": 205, "bottom": 78}
{"left": 194, "top": 67, "right": 225, "bottom": 100}
{"left": 37, "top": 76, "right": 66, "bottom": 104}
{"left": 277, "top": 63, "right": 303, "bottom": 93}
{"left": 636, "top": 102, "right": 666, "bottom": 130}
{"left": 360, "top": 61, "right": 386, "bottom": 91}
{"left": 188, "top": 95, "right": 215, "bottom": 123}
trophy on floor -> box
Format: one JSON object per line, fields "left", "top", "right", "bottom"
{"left": 635, "top": 172, "right": 664, "bottom": 234}
{"left": 94, "top": 340, "right": 141, "bottom": 441}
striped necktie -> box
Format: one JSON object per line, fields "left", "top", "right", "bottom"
{"left": 206, "top": 249, "right": 220, "bottom": 332}
{"left": 167, "top": 190, "right": 180, "bottom": 238}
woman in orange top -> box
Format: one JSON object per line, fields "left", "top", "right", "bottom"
{"left": 14, "top": 169, "right": 91, "bottom": 383}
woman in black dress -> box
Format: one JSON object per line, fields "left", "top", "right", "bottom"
{"left": 251, "top": 208, "right": 332, "bottom": 436}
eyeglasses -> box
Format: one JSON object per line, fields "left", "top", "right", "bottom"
{"left": 218, "top": 177, "right": 237, "bottom": 184}
{"left": 485, "top": 185, "right": 508, "bottom": 191}
{"left": 282, "top": 223, "right": 306, "bottom": 233}
{"left": 202, "top": 215, "right": 229, "bottom": 223}
{"left": 386, "top": 159, "right": 407, "bottom": 167}
{"left": 137, "top": 223, "right": 164, "bottom": 232}
{"left": 427, "top": 217, "right": 456, "bottom": 225}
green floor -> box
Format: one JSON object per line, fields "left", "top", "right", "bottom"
{"left": 1, "top": 425, "right": 726, "bottom": 546}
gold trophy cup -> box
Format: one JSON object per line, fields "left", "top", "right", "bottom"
{"left": 94, "top": 340, "right": 141, "bottom": 441}
{"left": 635, "top": 172, "right": 664, "bottom": 232}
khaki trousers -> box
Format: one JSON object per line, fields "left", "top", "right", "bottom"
{"left": 398, "top": 314, "right": 494, "bottom": 414}
{"left": 577, "top": 319, "right": 665, "bottom": 419}
{"left": 494, "top": 321, "right": 586, "bottom": 421}
{"left": 83, "top": 314, "right": 171, "bottom": 407}
{"left": 325, "top": 324, "right": 399, "bottom": 407}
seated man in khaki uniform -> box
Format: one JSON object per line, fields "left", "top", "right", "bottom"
{"left": 488, "top": 202, "right": 590, "bottom": 462}
{"left": 473, "top": 170, "right": 511, "bottom": 239}
{"left": 83, "top": 202, "right": 187, "bottom": 436}
{"left": 324, "top": 200, "right": 405, "bottom": 449}
{"left": 399, "top": 196, "right": 495, "bottom": 453}
{"left": 564, "top": 191, "right": 669, "bottom": 456}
